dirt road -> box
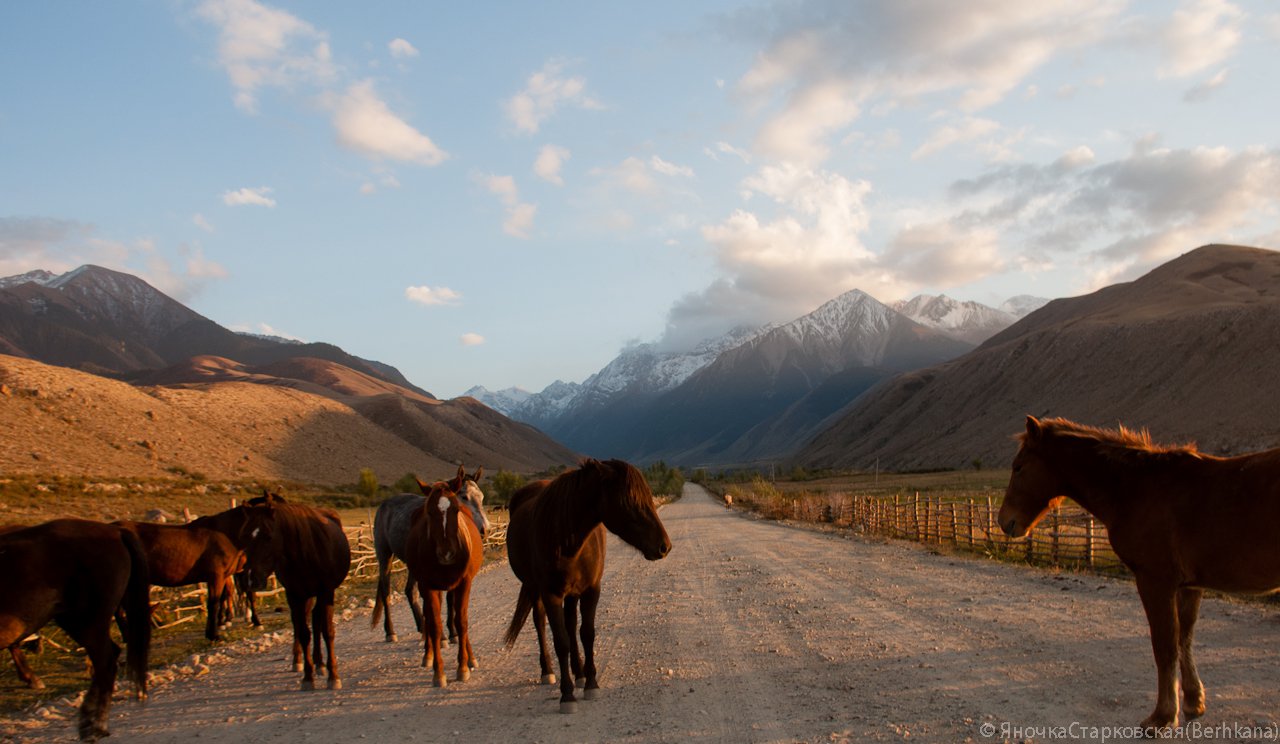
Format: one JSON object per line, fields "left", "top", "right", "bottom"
{"left": 7, "top": 485, "right": 1279, "bottom": 743}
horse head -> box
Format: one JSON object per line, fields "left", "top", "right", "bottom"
{"left": 998, "top": 416, "right": 1068, "bottom": 538}
{"left": 415, "top": 479, "right": 473, "bottom": 566}
{"left": 239, "top": 491, "right": 284, "bottom": 590}
{"left": 592, "top": 460, "right": 671, "bottom": 561}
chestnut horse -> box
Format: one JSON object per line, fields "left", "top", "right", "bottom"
{"left": 113, "top": 521, "right": 242, "bottom": 641}
{"left": 188, "top": 503, "right": 262, "bottom": 627}
{"left": 401, "top": 479, "right": 483, "bottom": 687}
{"left": 0, "top": 519, "right": 151, "bottom": 741}
{"left": 371, "top": 466, "right": 490, "bottom": 643}
{"left": 999, "top": 416, "right": 1280, "bottom": 732}
{"left": 504, "top": 459, "right": 671, "bottom": 713}
{"left": 242, "top": 495, "right": 351, "bottom": 690}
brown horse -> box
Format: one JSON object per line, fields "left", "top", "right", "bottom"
{"left": 999, "top": 415, "right": 1280, "bottom": 732}
{"left": 371, "top": 465, "right": 490, "bottom": 643}
{"left": 401, "top": 479, "right": 483, "bottom": 687}
{"left": 0, "top": 519, "right": 151, "bottom": 741}
{"left": 503, "top": 459, "right": 671, "bottom": 713}
{"left": 0, "top": 524, "right": 45, "bottom": 691}
{"left": 113, "top": 521, "right": 242, "bottom": 641}
{"left": 242, "top": 494, "right": 351, "bottom": 690}
{"left": 188, "top": 503, "right": 263, "bottom": 628}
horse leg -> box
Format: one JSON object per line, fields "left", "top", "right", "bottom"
{"left": 450, "top": 587, "right": 469, "bottom": 682}
{"left": 374, "top": 559, "right": 397, "bottom": 642}
{"left": 204, "top": 579, "right": 221, "bottom": 642}
{"left": 1176, "top": 587, "right": 1206, "bottom": 719}
{"left": 9, "top": 644, "right": 43, "bottom": 690}
{"left": 543, "top": 595, "right": 578, "bottom": 713}
{"left": 405, "top": 568, "right": 425, "bottom": 636}
{"left": 314, "top": 590, "right": 340, "bottom": 690}
{"left": 1135, "top": 577, "right": 1181, "bottom": 732}
{"left": 579, "top": 586, "right": 601, "bottom": 700}
{"left": 60, "top": 616, "right": 119, "bottom": 742}
{"left": 447, "top": 591, "right": 458, "bottom": 646}
{"left": 532, "top": 599, "right": 555, "bottom": 685}
{"left": 422, "top": 589, "right": 447, "bottom": 688}
{"left": 288, "top": 590, "right": 317, "bottom": 690}
{"left": 457, "top": 584, "right": 476, "bottom": 671}
{"left": 564, "top": 595, "right": 583, "bottom": 688}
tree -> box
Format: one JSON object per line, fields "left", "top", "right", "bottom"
{"left": 356, "top": 468, "right": 379, "bottom": 499}
{"left": 489, "top": 469, "right": 527, "bottom": 507}
{"left": 392, "top": 472, "right": 420, "bottom": 494}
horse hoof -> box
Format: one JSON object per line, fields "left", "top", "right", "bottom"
{"left": 583, "top": 687, "right": 599, "bottom": 701}
{"left": 468, "top": 659, "right": 478, "bottom": 670}
{"left": 457, "top": 668, "right": 470, "bottom": 683}
{"left": 293, "top": 663, "right": 304, "bottom": 673}
{"left": 434, "top": 676, "right": 448, "bottom": 689}
{"left": 559, "top": 700, "right": 577, "bottom": 714}
{"left": 385, "top": 634, "right": 397, "bottom": 643}
{"left": 328, "top": 678, "right": 342, "bottom": 690}
{"left": 540, "top": 673, "right": 556, "bottom": 685}
{"left": 575, "top": 677, "right": 585, "bottom": 689}
{"left": 29, "top": 680, "right": 45, "bottom": 691}
{"left": 300, "top": 679, "right": 316, "bottom": 691}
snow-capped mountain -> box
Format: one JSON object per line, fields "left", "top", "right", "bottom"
{"left": 893, "top": 294, "right": 1017, "bottom": 345}
{"left": 1000, "top": 294, "right": 1050, "bottom": 317}
{"left": 0, "top": 269, "right": 58, "bottom": 290}
{"left": 465, "top": 385, "right": 534, "bottom": 416}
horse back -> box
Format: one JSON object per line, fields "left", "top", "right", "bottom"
{"left": 114, "top": 521, "right": 238, "bottom": 586}
{"left": 373, "top": 493, "right": 425, "bottom": 562}
{"left": 272, "top": 503, "right": 352, "bottom": 593}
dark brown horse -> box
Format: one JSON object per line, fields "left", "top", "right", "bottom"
{"left": 188, "top": 502, "right": 263, "bottom": 627}
{"left": 0, "top": 519, "right": 151, "bottom": 741}
{"left": 0, "top": 524, "right": 45, "bottom": 691}
{"left": 242, "top": 495, "right": 351, "bottom": 690}
{"left": 999, "top": 416, "right": 1280, "bottom": 732}
{"left": 113, "top": 521, "right": 242, "bottom": 641}
{"left": 401, "top": 480, "right": 483, "bottom": 687}
{"left": 371, "top": 465, "right": 490, "bottom": 644}
{"left": 504, "top": 459, "right": 671, "bottom": 713}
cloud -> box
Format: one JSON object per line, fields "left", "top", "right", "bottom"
{"left": 195, "top": 0, "right": 337, "bottom": 113}
{"left": 534, "top": 144, "right": 571, "bottom": 185}
{"left": 193, "top": 213, "right": 215, "bottom": 232}
{"left": 477, "top": 174, "right": 536, "bottom": 239}
{"left": 1183, "top": 68, "right": 1230, "bottom": 102}
{"left": 405, "top": 285, "right": 462, "bottom": 306}
{"left": 388, "top": 38, "right": 419, "bottom": 59}
{"left": 330, "top": 80, "right": 448, "bottom": 165}
{"left": 704, "top": 141, "right": 752, "bottom": 164}
{"left": 505, "top": 59, "right": 603, "bottom": 135}
{"left": 729, "top": 1, "right": 1124, "bottom": 165}
{"left": 1159, "top": 0, "right": 1243, "bottom": 78}
{"left": 912, "top": 117, "right": 1001, "bottom": 160}
{"left": 460, "top": 333, "right": 485, "bottom": 346}
{"left": 0, "top": 217, "right": 228, "bottom": 302}
{"left": 649, "top": 156, "right": 695, "bottom": 178}
{"left": 222, "top": 186, "right": 276, "bottom": 207}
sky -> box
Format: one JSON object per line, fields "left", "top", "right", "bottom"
{"left": 2, "top": 1, "right": 1279, "bottom": 398}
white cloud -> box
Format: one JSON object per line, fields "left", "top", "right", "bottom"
{"left": 388, "top": 38, "right": 419, "bottom": 59}
{"left": 193, "top": 213, "right": 215, "bottom": 232}
{"left": 460, "top": 333, "right": 485, "bottom": 346}
{"left": 1183, "top": 68, "right": 1230, "bottom": 102}
{"left": 1160, "top": 0, "right": 1243, "bottom": 78}
{"left": 222, "top": 186, "right": 276, "bottom": 207}
{"left": 649, "top": 156, "right": 695, "bottom": 178}
{"left": 182, "top": 244, "right": 229, "bottom": 280}
{"left": 505, "top": 59, "right": 603, "bottom": 135}
{"left": 195, "top": 0, "right": 337, "bottom": 113}
{"left": 732, "top": 1, "right": 1124, "bottom": 165}
{"left": 330, "top": 80, "right": 448, "bottom": 166}
{"left": 533, "top": 144, "right": 571, "bottom": 185}
{"left": 477, "top": 174, "right": 536, "bottom": 239}
{"left": 912, "top": 117, "right": 1001, "bottom": 160}
{"left": 704, "top": 141, "right": 752, "bottom": 164}
{"left": 405, "top": 285, "right": 462, "bottom": 306}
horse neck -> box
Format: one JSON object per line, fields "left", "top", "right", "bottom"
{"left": 1047, "top": 437, "right": 1130, "bottom": 528}
{"left": 544, "top": 487, "right": 602, "bottom": 556}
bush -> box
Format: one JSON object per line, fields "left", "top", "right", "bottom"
{"left": 488, "top": 469, "right": 527, "bottom": 507}
{"left": 392, "top": 472, "right": 420, "bottom": 494}
{"left": 356, "top": 468, "right": 379, "bottom": 500}
{"left": 644, "top": 460, "right": 685, "bottom": 498}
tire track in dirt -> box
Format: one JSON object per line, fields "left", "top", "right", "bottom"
{"left": 6, "top": 484, "right": 1279, "bottom": 743}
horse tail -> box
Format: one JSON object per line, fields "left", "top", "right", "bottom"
{"left": 120, "top": 529, "right": 152, "bottom": 698}
{"left": 503, "top": 582, "right": 537, "bottom": 648}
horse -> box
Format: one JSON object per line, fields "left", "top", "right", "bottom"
{"left": 999, "top": 415, "right": 1280, "bottom": 732}
{"left": 503, "top": 459, "right": 671, "bottom": 713}
{"left": 371, "top": 465, "right": 490, "bottom": 643}
{"left": 0, "top": 525, "right": 44, "bottom": 691}
{"left": 112, "top": 521, "right": 242, "bottom": 641}
{"left": 188, "top": 503, "right": 263, "bottom": 628}
{"left": 0, "top": 519, "right": 151, "bottom": 741}
{"left": 241, "top": 494, "right": 351, "bottom": 690}
{"left": 397, "top": 479, "right": 484, "bottom": 687}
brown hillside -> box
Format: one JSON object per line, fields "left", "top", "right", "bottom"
{"left": 0, "top": 354, "right": 459, "bottom": 484}
{"left": 796, "top": 244, "right": 1280, "bottom": 471}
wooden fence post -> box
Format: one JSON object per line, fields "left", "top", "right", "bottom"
{"left": 1085, "top": 517, "right": 1096, "bottom": 570}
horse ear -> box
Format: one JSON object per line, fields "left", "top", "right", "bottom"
{"left": 415, "top": 478, "right": 431, "bottom": 496}
{"left": 472, "top": 466, "right": 483, "bottom": 481}
{"left": 455, "top": 464, "right": 466, "bottom": 483}
{"left": 1025, "top": 415, "right": 1043, "bottom": 442}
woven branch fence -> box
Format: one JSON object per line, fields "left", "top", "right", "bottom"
{"left": 734, "top": 489, "right": 1128, "bottom": 576}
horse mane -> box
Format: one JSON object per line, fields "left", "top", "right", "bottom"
{"left": 540, "top": 459, "right": 650, "bottom": 551}
{"left": 1032, "top": 417, "right": 1204, "bottom": 464}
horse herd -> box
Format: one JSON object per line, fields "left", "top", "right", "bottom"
{"left": 2, "top": 417, "right": 1279, "bottom": 740}
{"left": 0, "top": 458, "right": 670, "bottom": 740}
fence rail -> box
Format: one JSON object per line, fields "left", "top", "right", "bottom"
{"left": 734, "top": 489, "right": 1128, "bottom": 576}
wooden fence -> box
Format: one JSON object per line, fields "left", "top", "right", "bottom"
{"left": 740, "top": 490, "right": 1127, "bottom": 576}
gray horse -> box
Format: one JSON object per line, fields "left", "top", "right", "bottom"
{"left": 371, "top": 466, "right": 490, "bottom": 643}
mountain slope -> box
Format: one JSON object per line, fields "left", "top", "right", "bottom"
{"left": 795, "top": 244, "right": 1280, "bottom": 471}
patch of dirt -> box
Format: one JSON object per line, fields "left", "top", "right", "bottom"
{"left": 5, "top": 485, "right": 1278, "bottom": 743}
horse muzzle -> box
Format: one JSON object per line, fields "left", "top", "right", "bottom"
{"left": 1000, "top": 517, "right": 1025, "bottom": 538}
{"left": 644, "top": 539, "right": 672, "bottom": 561}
